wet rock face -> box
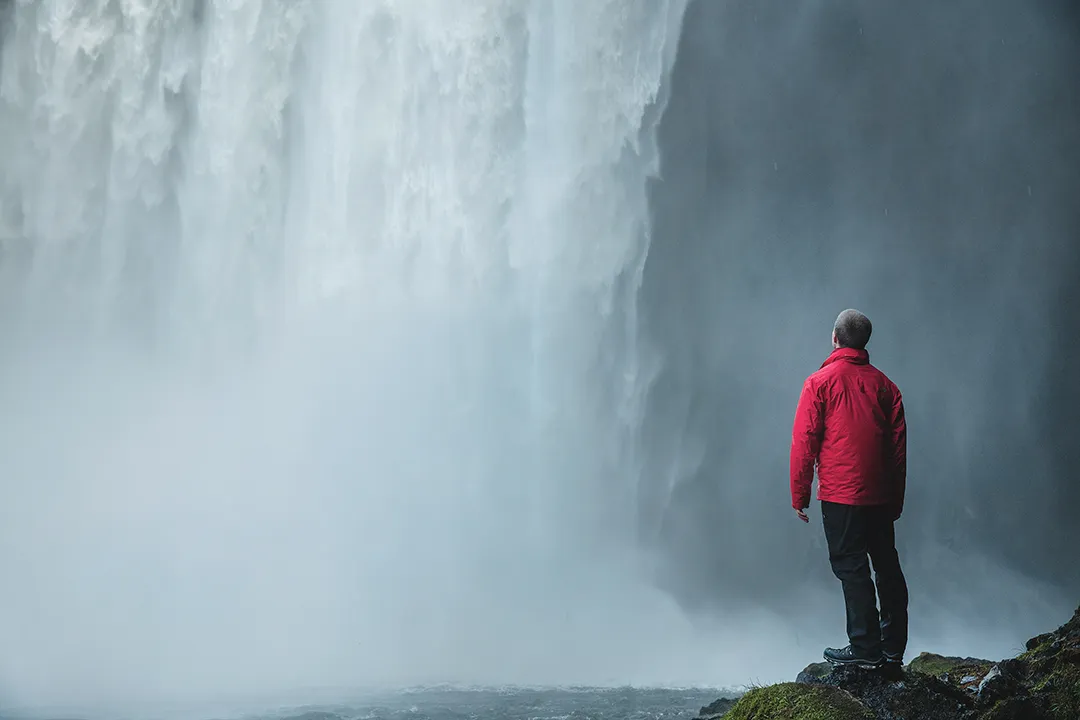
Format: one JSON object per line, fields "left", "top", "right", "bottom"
{"left": 699, "top": 604, "right": 1080, "bottom": 720}
{"left": 797, "top": 663, "right": 976, "bottom": 720}
{"left": 907, "top": 653, "right": 995, "bottom": 691}
{"left": 794, "top": 662, "right": 832, "bottom": 685}
{"left": 974, "top": 663, "right": 1023, "bottom": 707}
{"left": 698, "top": 696, "right": 737, "bottom": 719}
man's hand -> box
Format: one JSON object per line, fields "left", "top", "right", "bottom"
{"left": 795, "top": 507, "right": 809, "bottom": 523}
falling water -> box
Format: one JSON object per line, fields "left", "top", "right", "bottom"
{"left": 0, "top": 0, "right": 813, "bottom": 711}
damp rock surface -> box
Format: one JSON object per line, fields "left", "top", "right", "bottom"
{"left": 699, "top": 604, "right": 1080, "bottom": 720}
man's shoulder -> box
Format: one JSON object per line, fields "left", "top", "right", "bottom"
{"left": 864, "top": 363, "right": 903, "bottom": 403}
{"left": 808, "top": 360, "right": 845, "bottom": 381}
{"left": 866, "top": 362, "right": 900, "bottom": 388}
{"left": 804, "top": 363, "right": 839, "bottom": 392}
{"left": 808, "top": 360, "right": 899, "bottom": 390}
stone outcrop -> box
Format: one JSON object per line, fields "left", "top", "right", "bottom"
{"left": 698, "top": 604, "right": 1080, "bottom": 720}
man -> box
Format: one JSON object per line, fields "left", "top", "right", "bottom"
{"left": 790, "top": 309, "right": 909, "bottom": 669}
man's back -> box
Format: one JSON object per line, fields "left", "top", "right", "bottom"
{"left": 790, "top": 347, "right": 906, "bottom": 512}
{"left": 790, "top": 309, "right": 910, "bottom": 669}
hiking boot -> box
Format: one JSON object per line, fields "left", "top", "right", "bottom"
{"left": 882, "top": 650, "right": 904, "bottom": 665}
{"left": 823, "top": 645, "right": 884, "bottom": 669}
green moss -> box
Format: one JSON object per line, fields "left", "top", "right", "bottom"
{"left": 799, "top": 662, "right": 833, "bottom": 681}
{"left": 1015, "top": 607, "right": 1080, "bottom": 720}
{"left": 907, "top": 653, "right": 960, "bottom": 676}
{"left": 1037, "top": 663, "right": 1080, "bottom": 720}
{"left": 1024, "top": 633, "right": 1056, "bottom": 654}
{"left": 978, "top": 697, "right": 1038, "bottom": 720}
{"left": 908, "top": 652, "right": 992, "bottom": 686}
{"left": 1019, "top": 637, "right": 1057, "bottom": 663}
{"left": 721, "top": 682, "right": 872, "bottom": 720}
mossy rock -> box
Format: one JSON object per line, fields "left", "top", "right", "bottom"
{"left": 720, "top": 682, "right": 872, "bottom": 720}
{"left": 908, "top": 652, "right": 994, "bottom": 690}
{"left": 1030, "top": 662, "right": 1080, "bottom": 720}
{"left": 970, "top": 665, "right": 1075, "bottom": 720}
{"left": 795, "top": 662, "right": 832, "bottom": 684}
{"left": 1026, "top": 632, "right": 1056, "bottom": 653}
{"left": 977, "top": 695, "right": 1047, "bottom": 720}
{"left": 800, "top": 663, "right": 977, "bottom": 720}
{"left": 1013, "top": 605, "right": 1080, "bottom": 720}
{"left": 708, "top": 603, "right": 1080, "bottom": 720}
{"left": 1024, "top": 604, "right": 1080, "bottom": 657}
{"left": 699, "top": 696, "right": 738, "bottom": 718}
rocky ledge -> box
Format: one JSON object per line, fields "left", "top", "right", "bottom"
{"left": 697, "top": 603, "right": 1080, "bottom": 720}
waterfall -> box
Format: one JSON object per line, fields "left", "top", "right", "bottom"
{"left": 0, "top": 0, "right": 786, "bottom": 709}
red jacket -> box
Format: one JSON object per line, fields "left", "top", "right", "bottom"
{"left": 790, "top": 347, "right": 907, "bottom": 514}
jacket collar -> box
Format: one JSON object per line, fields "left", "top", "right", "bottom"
{"left": 821, "top": 347, "right": 869, "bottom": 368}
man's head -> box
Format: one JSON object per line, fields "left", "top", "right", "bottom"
{"left": 832, "top": 309, "right": 873, "bottom": 350}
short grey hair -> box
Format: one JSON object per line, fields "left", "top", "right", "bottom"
{"left": 833, "top": 309, "right": 873, "bottom": 350}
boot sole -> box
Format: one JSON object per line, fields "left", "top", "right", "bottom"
{"left": 824, "top": 655, "right": 884, "bottom": 670}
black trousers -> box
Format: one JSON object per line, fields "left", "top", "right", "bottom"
{"left": 821, "top": 500, "right": 909, "bottom": 656}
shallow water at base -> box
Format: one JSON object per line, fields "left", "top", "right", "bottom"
{"left": 254, "top": 688, "right": 728, "bottom": 720}
{"left": 7, "top": 687, "right": 731, "bottom": 720}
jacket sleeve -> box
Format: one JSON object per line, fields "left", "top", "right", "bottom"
{"left": 790, "top": 377, "right": 825, "bottom": 510}
{"left": 886, "top": 385, "right": 907, "bottom": 517}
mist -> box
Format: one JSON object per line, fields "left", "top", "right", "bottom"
{"left": 0, "top": 0, "right": 808, "bottom": 712}
{"left": 0, "top": 0, "right": 1078, "bottom": 715}
{"left": 641, "top": 0, "right": 1080, "bottom": 645}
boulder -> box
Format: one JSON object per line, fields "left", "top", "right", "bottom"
{"left": 698, "top": 696, "right": 737, "bottom": 719}
{"left": 696, "top": 603, "right": 1080, "bottom": 720}
{"left": 796, "top": 662, "right": 975, "bottom": 720}
{"left": 718, "top": 682, "right": 872, "bottom": 720}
